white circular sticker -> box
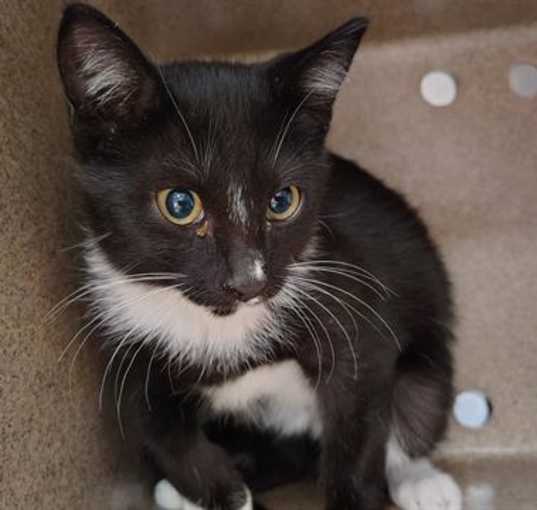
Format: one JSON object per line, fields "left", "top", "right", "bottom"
{"left": 509, "top": 64, "right": 537, "bottom": 98}
{"left": 420, "top": 71, "right": 458, "bottom": 107}
{"left": 454, "top": 390, "right": 492, "bottom": 429}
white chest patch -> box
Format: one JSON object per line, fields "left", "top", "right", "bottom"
{"left": 203, "top": 360, "right": 322, "bottom": 437}
{"left": 84, "top": 247, "right": 281, "bottom": 373}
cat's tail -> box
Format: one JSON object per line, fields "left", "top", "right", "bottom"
{"left": 385, "top": 332, "right": 462, "bottom": 510}
{"left": 391, "top": 328, "right": 455, "bottom": 457}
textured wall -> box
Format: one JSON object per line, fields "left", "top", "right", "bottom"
{"left": 1, "top": 1, "right": 536, "bottom": 509}
{"left": 1, "top": 2, "right": 113, "bottom": 508}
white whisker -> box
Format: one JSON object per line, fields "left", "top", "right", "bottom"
{"left": 57, "top": 278, "right": 186, "bottom": 363}
{"left": 47, "top": 273, "right": 182, "bottom": 324}
{"left": 286, "top": 281, "right": 358, "bottom": 380}
{"left": 293, "top": 265, "right": 388, "bottom": 301}
{"left": 116, "top": 340, "right": 147, "bottom": 439}
{"left": 291, "top": 258, "right": 388, "bottom": 284}
{"left": 272, "top": 90, "right": 314, "bottom": 165}
{"left": 98, "top": 326, "right": 137, "bottom": 413}
{"left": 167, "top": 357, "right": 180, "bottom": 395}
{"left": 280, "top": 284, "right": 337, "bottom": 384}
{"left": 67, "top": 310, "right": 111, "bottom": 398}
{"left": 202, "top": 114, "right": 217, "bottom": 178}
{"left": 144, "top": 344, "right": 159, "bottom": 413}
{"left": 60, "top": 307, "right": 112, "bottom": 364}
{"left": 59, "top": 231, "right": 112, "bottom": 253}
{"left": 292, "top": 276, "right": 360, "bottom": 343}
{"left": 157, "top": 66, "right": 200, "bottom": 163}
{"left": 290, "top": 259, "right": 395, "bottom": 296}
{"left": 277, "top": 287, "right": 324, "bottom": 389}
{"left": 296, "top": 275, "right": 402, "bottom": 352}
{"left": 113, "top": 341, "right": 138, "bottom": 417}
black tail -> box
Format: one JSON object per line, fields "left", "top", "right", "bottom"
{"left": 391, "top": 329, "right": 455, "bottom": 457}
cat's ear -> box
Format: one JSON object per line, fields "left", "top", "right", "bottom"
{"left": 272, "top": 18, "right": 368, "bottom": 129}
{"left": 57, "top": 4, "right": 162, "bottom": 126}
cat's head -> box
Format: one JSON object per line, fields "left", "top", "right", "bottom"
{"left": 57, "top": 4, "right": 367, "bottom": 369}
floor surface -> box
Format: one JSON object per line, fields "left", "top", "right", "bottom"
{"left": 259, "top": 457, "right": 536, "bottom": 510}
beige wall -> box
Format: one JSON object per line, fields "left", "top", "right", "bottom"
{"left": 1, "top": 1, "right": 536, "bottom": 508}
{"left": 330, "top": 24, "right": 537, "bottom": 457}
{"left": 1, "top": 2, "right": 111, "bottom": 508}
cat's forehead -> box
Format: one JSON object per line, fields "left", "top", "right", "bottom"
{"left": 160, "top": 63, "right": 292, "bottom": 182}
{"left": 164, "top": 62, "right": 277, "bottom": 124}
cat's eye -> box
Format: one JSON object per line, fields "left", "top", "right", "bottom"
{"left": 156, "top": 188, "right": 204, "bottom": 226}
{"left": 267, "top": 185, "right": 302, "bottom": 221}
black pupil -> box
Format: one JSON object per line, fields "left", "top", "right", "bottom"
{"left": 166, "top": 189, "right": 195, "bottom": 219}
{"left": 270, "top": 188, "right": 293, "bottom": 214}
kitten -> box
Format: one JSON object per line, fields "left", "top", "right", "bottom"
{"left": 57, "top": 4, "right": 462, "bottom": 510}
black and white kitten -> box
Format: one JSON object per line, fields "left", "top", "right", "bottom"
{"left": 57, "top": 4, "right": 462, "bottom": 510}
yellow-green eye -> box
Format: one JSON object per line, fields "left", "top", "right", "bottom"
{"left": 156, "top": 188, "right": 204, "bottom": 226}
{"left": 267, "top": 185, "right": 302, "bottom": 221}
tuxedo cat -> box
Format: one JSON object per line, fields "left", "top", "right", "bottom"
{"left": 57, "top": 4, "right": 462, "bottom": 510}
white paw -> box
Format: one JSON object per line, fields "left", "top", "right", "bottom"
{"left": 153, "top": 479, "right": 253, "bottom": 510}
{"left": 239, "top": 487, "right": 253, "bottom": 510}
{"left": 391, "top": 470, "right": 462, "bottom": 510}
{"left": 153, "top": 479, "right": 204, "bottom": 510}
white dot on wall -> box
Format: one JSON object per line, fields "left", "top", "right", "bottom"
{"left": 420, "top": 71, "right": 458, "bottom": 107}
{"left": 465, "top": 483, "right": 496, "bottom": 510}
{"left": 509, "top": 64, "right": 537, "bottom": 98}
{"left": 454, "top": 390, "right": 492, "bottom": 429}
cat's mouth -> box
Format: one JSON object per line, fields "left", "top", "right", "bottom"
{"left": 209, "top": 296, "right": 265, "bottom": 316}
{"left": 211, "top": 304, "right": 238, "bottom": 316}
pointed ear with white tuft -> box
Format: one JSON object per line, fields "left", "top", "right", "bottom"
{"left": 57, "top": 4, "right": 162, "bottom": 128}
{"left": 271, "top": 18, "right": 369, "bottom": 133}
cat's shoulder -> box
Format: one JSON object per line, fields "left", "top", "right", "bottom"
{"left": 327, "top": 152, "right": 416, "bottom": 214}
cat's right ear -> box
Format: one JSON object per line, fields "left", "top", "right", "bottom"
{"left": 57, "top": 4, "right": 162, "bottom": 128}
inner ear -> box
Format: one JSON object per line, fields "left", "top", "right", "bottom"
{"left": 271, "top": 18, "right": 368, "bottom": 124}
{"left": 57, "top": 4, "right": 162, "bottom": 123}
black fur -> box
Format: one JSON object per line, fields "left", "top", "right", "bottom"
{"left": 57, "top": 5, "right": 455, "bottom": 510}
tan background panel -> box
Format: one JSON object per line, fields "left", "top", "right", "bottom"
{"left": 330, "top": 25, "right": 537, "bottom": 456}
{"left": 1, "top": 1, "right": 536, "bottom": 509}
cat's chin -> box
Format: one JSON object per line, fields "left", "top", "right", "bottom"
{"left": 210, "top": 304, "right": 238, "bottom": 317}
{"left": 210, "top": 297, "right": 264, "bottom": 317}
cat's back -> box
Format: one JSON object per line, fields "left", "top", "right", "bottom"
{"left": 322, "top": 154, "right": 452, "bottom": 322}
{"left": 325, "top": 154, "right": 426, "bottom": 237}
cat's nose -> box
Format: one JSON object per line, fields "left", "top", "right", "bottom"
{"left": 223, "top": 252, "right": 267, "bottom": 302}
{"left": 224, "top": 275, "right": 266, "bottom": 302}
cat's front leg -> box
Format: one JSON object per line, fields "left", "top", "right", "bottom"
{"left": 318, "top": 380, "right": 390, "bottom": 510}
{"left": 144, "top": 398, "right": 251, "bottom": 510}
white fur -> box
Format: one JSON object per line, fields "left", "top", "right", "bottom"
{"left": 465, "top": 483, "right": 495, "bottom": 510}
{"left": 84, "top": 247, "right": 282, "bottom": 372}
{"left": 252, "top": 258, "right": 265, "bottom": 281}
{"left": 228, "top": 183, "right": 249, "bottom": 226}
{"left": 79, "top": 47, "right": 132, "bottom": 105}
{"left": 305, "top": 53, "right": 348, "bottom": 97}
{"left": 386, "top": 436, "right": 462, "bottom": 510}
{"left": 154, "top": 479, "right": 253, "bottom": 510}
{"left": 303, "top": 20, "right": 367, "bottom": 99}
{"left": 204, "top": 360, "right": 322, "bottom": 437}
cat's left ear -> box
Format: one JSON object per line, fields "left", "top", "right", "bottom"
{"left": 271, "top": 18, "right": 368, "bottom": 131}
